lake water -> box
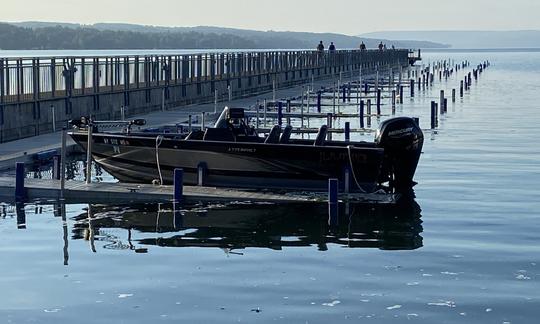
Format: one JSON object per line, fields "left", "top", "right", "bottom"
{"left": 1, "top": 50, "right": 540, "bottom": 323}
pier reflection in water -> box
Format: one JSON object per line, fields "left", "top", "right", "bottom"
{"left": 69, "top": 199, "right": 423, "bottom": 255}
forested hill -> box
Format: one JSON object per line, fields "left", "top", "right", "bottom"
{"left": 0, "top": 22, "right": 448, "bottom": 50}
{"left": 0, "top": 23, "right": 256, "bottom": 50}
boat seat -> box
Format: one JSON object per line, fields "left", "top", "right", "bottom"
{"left": 313, "top": 125, "right": 328, "bottom": 146}
{"left": 265, "top": 125, "right": 281, "bottom": 144}
{"left": 203, "top": 128, "right": 236, "bottom": 142}
{"left": 280, "top": 125, "right": 293, "bottom": 144}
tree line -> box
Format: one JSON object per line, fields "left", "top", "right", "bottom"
{"left": 0, "top": 23, "right": 257, "bottom": 50}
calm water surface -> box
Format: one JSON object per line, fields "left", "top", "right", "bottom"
{"left": 1, "top": 51, "right": 539, "bottom": 323}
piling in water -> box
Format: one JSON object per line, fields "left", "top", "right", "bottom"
{"left": 52, "top": 155, "right": 61, "bottom": 180}
{"left": 277, "top": 102, "right": 283, "bottom": 126}
{"left": 376, "top": 89, "right": 381, "bottom": 115}
{"left": 174, "top": 168, "right": 183, "bottom": 203}
{"left": 15, "top": 162, "right": 25, "bottom": 201}
{"left": 359, "top": 100, "right": 365, "bottom": 128}
{"left": 430, "top": 101, "right": 436, "bottom": 129}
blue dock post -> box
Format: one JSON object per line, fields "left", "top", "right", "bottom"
{"left": 347, "top": 83, "right": 351, "bottom": 102}
{"left": 277, "top": 101, "right": 283, "bottom": 127}
{"left": 173, "top": 168, "right": 183, "bottom": 203}
{"left": 344, "top": 122, "right": 350, "bottom": 142}
{"left": 316, "top": 91, "right": 322, "bottom": 113}
{"left": 399, "top": 85, "right": 404, "bottom": 104}
{"left": 376, "top": 89, "right": 381, "bottom": 115}
{"left": 328, "top": 178, "right": 339, "bottom": 226}
{"left": 364, "top": 82, "right": 368, "bottom": 94}
{"left": 359, "top": 100, "right": 365, "bottom": 128}
{"left": 410, "top": 79, "right": 415, "bottom": 97}
{"left": 52, "top": 155, "right": 61, "bottom": 180}
{"left": 15, "top": 162, "right": 26, "bottom": 201}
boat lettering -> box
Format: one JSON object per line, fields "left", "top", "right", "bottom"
{"left": 320, "top": 152, "right": 367, "bottom": 163}
{"left": 388, "top": 127, "right": 413, "bottom": 137}
{"left": 228, "top": 147, "right": 256, "bottom": 153}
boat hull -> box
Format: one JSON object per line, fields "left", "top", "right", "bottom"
{"left": 71, "top": 133, "right": 385, "bottom": 193}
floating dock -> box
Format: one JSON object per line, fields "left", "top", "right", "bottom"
{"left": 0, "top": 177, "right": 399, "bottom": 204}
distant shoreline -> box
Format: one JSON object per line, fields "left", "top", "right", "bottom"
{"left": 1, "top": 47, "right": 539, "bottom": 59}
{"left": 422, "top": 48, "right": 540, "bottom": 53}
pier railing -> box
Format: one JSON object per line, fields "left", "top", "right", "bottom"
{"left": 0, "top": 49, "right": 411, "bottom": 142}
{"left": 0, "top": 50, "right": 408, "bottom": 104}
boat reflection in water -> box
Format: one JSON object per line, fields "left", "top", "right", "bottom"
{"left": 72, "top": 198, "right": 424, "bottom": 252}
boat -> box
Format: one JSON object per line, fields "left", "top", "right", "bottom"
{"left": 69, "top": 107, "right": 423, "bottom": 194}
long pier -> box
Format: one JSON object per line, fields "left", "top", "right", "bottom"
{"left": 0, "top": 49, "right": 413, "bottom": 142}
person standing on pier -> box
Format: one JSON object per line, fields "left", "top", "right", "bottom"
{"left": 360, "top": 42, "right": 366, "bottom": 51}
{"left": 317, "top": 41, "right": 325, "bottom": 52}
{"left": 329, "top": 42, "right": 336, "bottom": 52}
{"left": 378, "top": 42, "right": 384, "bottom": 51}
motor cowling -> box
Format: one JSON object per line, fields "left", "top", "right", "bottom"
{"left": 375, "top": 117, "right": 424, "bottom": 192}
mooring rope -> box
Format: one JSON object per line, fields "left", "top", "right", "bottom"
{"left": 155, "top": 135, "right": 164, "bottom": 185}
{"left": 347, "top": 145, "right": 366, "bottom": 193}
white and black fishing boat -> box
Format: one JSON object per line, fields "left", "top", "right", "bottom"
{"left": 69, "top": 108, "right": 423, "bottom": 194}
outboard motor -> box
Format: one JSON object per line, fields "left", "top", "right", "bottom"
{"left": 375, "top": 117, "right": 424, "bottom": 192}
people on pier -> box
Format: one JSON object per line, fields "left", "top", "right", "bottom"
{"left": 359, "top": 42, "right": 366, "bottom": 51}
{"left": 317, "top": 41, "right": 325, "bottom": 52}
{"left": 378, "top": 42, "right": 384, "bottom": 51}
{"left": 329, "top": 42, "right": 336, "bottom": 52}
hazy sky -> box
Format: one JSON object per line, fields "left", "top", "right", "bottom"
{"left": 3, "top": 0, "right": 540, "bottom": 35}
